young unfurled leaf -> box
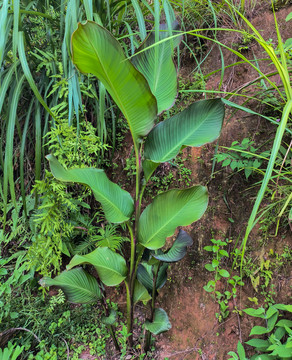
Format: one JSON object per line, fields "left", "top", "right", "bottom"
{"left": 132, "top": 22, "right": 181, "bottom": 114}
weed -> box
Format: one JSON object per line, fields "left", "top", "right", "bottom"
{"left": 214, "top": 138, "right": 267, "bottom": 180}
{"left": 229, "top": 303, "right": 292, "bottom": 360}
{"left": 204, "top": 239, "right": 244, "bottom": 322}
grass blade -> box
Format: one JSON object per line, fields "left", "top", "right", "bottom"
{"left": 3, "top": 74, "right": 25, "bottom": 224}
{"left": 18, "top": 31, "right": 56, "bottom": 120}
{"left": 131, "top": 0, "right": 146, "bottom": 41}
{"left": 20, "top": 100, "right": 34, "bottom": 219}
{"left": 34, "top": 102, "right": 42, "bottom": 207}
{"left": 0, "top": 0, "right": 9, "bottom": 68}
{"left": 240, "top": 100, "right": 292, "bottom": 269}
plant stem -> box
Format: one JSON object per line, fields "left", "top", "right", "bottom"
{"left": 127, "top": 223, "right": 135, "bottom": 282}
{"left": 144, "top": 262, "right": 161, "bottom": 352}
{"left": 240, "top": 100, "right": 292, "bottom": 271}
{"left": 125, "top": 281, "right": 133, "bottom": 347}
{"left": 126, "top": 142, "right": 144, "bottom": 348}
{"left": 98, "top": 283, "right": 120, "bottom": 352}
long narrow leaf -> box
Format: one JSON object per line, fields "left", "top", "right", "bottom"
{"left": 20, "top": 100, "right": 33, "bottom": 219}
{"left": 34, "top": 103, "right": 42, "bottom": 207}
{"left": 130, "top": 0, "right": 146, "bottom": 41}
{"left": 18, "top": 32, "right": 56, "bottom": 120}
{"left": 0, "top": 0, "right": 9, "bottom": 68}
{"left": 131, "top": 22, "right": 181, "bottom": 114}
{"left": 240, "top": 100, "right": 292, "bottom": 268}
{"left": 3, "top": 75, "right": 25, "bottom": 222}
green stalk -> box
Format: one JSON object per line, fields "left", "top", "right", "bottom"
{"left": 240, "top": 100, "right": 292, "bottom": 270}
{"left": 125, "top": 280, "right": 133, "bottom": 345}
{"left": 127, "top": 141, "right": 142, "bottom": 348}
{"left": 98, "top": 282, "right": 120, "bottom": 352}
{"left": 127, "top": 223, "right": 135, "bottom": 280}
{"left": 144, "top": 262, "right": 161, "bottom": 352}
{"left": 8, "top": 10, "right": 54, "bottom": 19}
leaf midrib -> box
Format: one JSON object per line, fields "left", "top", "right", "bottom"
{"left": 56, "top": 166, "right": 132, "bottom": 221}
{"left": 83, "top": 253, "right": 127, "bottom": 280}
{"left": 85, "top": 26, "right": 137, "bottom": 140}
{"left": 152, "top": 105, "right": 220, "bottom": 161}
{"left": 142, "top": 189, "right": 205, "bottom": 246}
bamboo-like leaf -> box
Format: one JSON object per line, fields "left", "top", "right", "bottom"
{"left": 138, "top": 186, "right": 208, "bottom": 249}
{"left": 144, "top": 98, "right": 224, "bottom": 163}
{"left": 130, "top": 0, "right": 147, "bottom": 41}
{"left": 3, "top": 75, "right": 25, "bottom": 221}
{"left": 39, "top": 267, "right": 101, "bottom": 304}
{"left": 71, "top": 21, "right": 157, "bottom": 143}
{"left": 131, "top": 22, "right": 181, "bottom": 114}
{"left": 153, "top": 229, "right": 193, "bottom": 262}
{"left": 145, "top": 308, "right": 171, "bottom": 335}
{"left": 47, "top": 155, "right": 134, "bottom": 223}
{"left": 67, "top": 247, "right": 127, "bottom": 286}
{"left": 18, "top": 32, "right": 56, "bottom": 120}
{"left": 0, "top": 0, "right": 9, "bottom": 68}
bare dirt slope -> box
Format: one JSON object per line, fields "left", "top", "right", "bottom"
{"left": 154, "top": 5, "right": 292, "bottom": 359}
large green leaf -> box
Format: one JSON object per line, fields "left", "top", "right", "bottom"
{"left": 137, "top": 263, "right": 153, "bottom": 293}
{"left": 156, "top": 263, "right": 169, "bottom": 289}
{"left": 138, "top": 186, "right": 208, "bottom": 249}
{"left": 133, "top": 280, "right": 151, "bottom": 304}
{"left": 145, "top": 308, "right": 171, "bottom": 335}
{"left": 142, "top": 159, "right": 159, "bottom": 182}
{"left": 39, "top": 267, "right": 101, "bottom": 304}
{"left": 144, "top": 98, "right": 225, "bottom": 163}
{"left": 131, "top": 22, "right": 181, "bottom": 114}
{"left": 137, "top": 263, "right": 168, "bottom": 295}
{"left": 67, "top": 247, "right": 127, "bottom": 286}
{"left": 153, "top": 229, "right": 193, "bottom": 262}
{"left": 71, "top": 21, "right": 157, "bottom": 142}
{"left": 47, "top": 155, "right": 133, "bottom": 223}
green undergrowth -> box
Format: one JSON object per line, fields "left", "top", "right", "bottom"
{"left": 0, "top": 285, "right": 151, "bottom": 359}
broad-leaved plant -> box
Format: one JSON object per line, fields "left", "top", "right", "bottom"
{"left": 40, "top": 21, "right": 225, "bottom": 352}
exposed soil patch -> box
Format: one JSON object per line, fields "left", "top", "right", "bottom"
{"left": 151, "top": 4, "right": 292, "bottom": 359}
